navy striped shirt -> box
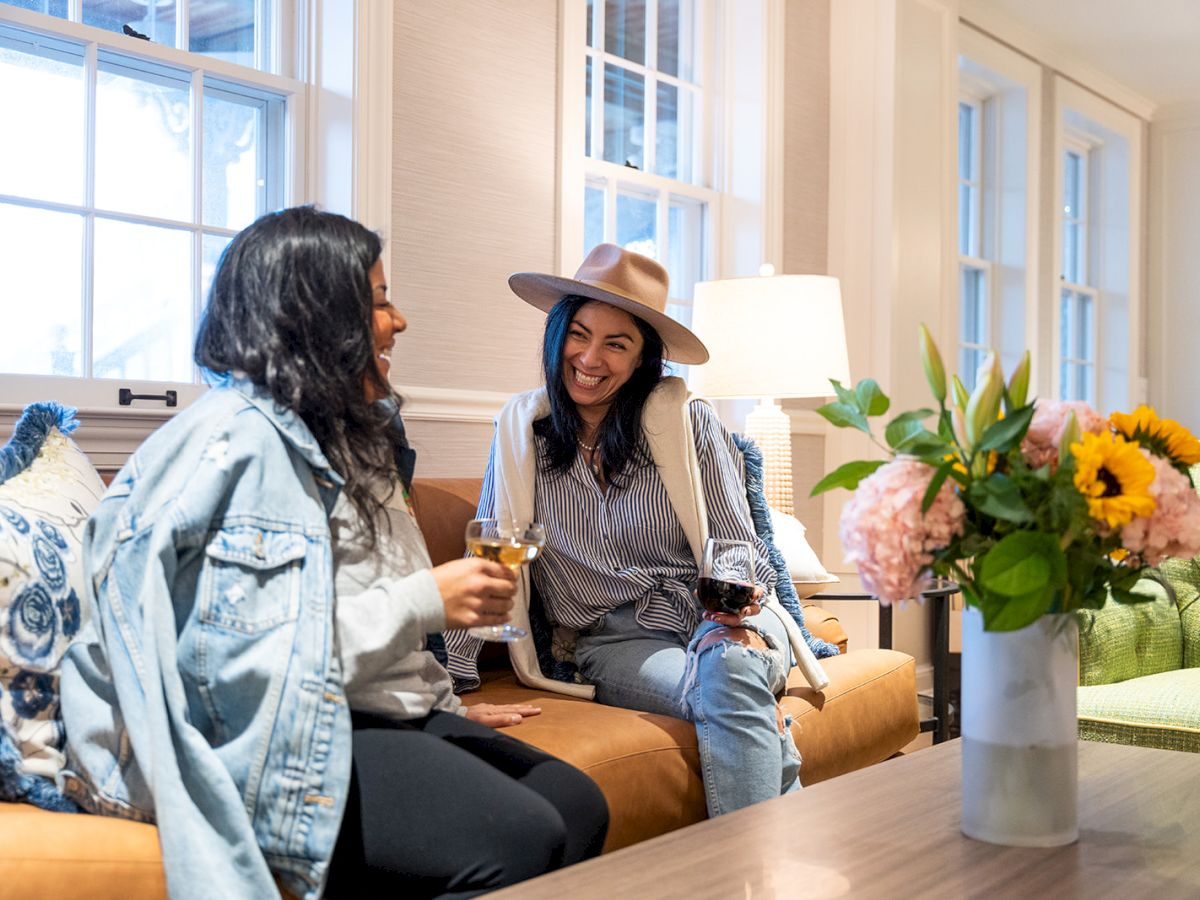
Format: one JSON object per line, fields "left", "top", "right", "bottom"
{"left": 477, "top": 401, "right": 777, "bottom": 643}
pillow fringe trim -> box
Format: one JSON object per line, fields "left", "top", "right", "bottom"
{"left": 1, "top": 402, "right": 80, "bottom": 485}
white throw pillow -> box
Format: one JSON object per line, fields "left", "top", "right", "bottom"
{"left": 769, "top": 507, "right": 839, "bottom": 598}
{"left": 0, "top": 424, "right": 103, "bottom": 780}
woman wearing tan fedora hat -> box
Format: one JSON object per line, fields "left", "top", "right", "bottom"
{"left": 444, "top": 243, "right": 805, "bottom": 816}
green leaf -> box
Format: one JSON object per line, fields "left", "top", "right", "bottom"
{"left": 884, "top": 409, "right": 936, "bottom": 450}
{"left": 976, "top": 404, "right": 1036, "bottom": 453}
{"left": 966, "top": 474, "right": 1034, "bottom": 523}
{"left": 901, "top": 433, "right": 953, "bottom": 457}
{"left": 959, "top": 533, "right": 993, "bottom": 558}
{"left": 809, "top": 459, "right": 887, "bottom": 496}
{"left": 1108, "top": 564, "right": 1147, "bottom": 594}
{"left": 978, "top": 531, "right": 1067, "bottom": 598}
{"left": 815, "top": 402, "right": 870, "bottom": 434}
{"left": 855, "top": 379, "right": 890, "bottom": 417}
{"left": 936, "top": 409, "right": 957, "bottom": 443}
{"left": 830, "top": 379, "right": 857, "bottom": 407}
{"left": 982, "top": 585, "right": 1055, "bottom": 631}
{"left": 921, "top": 461, "right": 955, "bottom": 513}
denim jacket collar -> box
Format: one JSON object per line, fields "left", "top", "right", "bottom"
{"left": 213, "top": 371, "right": 345, "bottom": 487}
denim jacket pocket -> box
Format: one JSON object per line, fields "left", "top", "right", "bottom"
{"left": 199, "top": 527, "right": 306, "bottom": 633}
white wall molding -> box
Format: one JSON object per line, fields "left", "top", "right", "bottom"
{"left": 1, "top": 386, "right": 511, "bottom": 473}
{"left": 355, "top": 0, "right": 394, "bottom": 272}
{"left": 1152, "top": 108, "right": 1200, "bottom": 132}
{"left": 958, "top": 4, "right": 1156, "bottom": 123}
{"left": 398, "top": 385, "right": 509, "bottom": 424}
{"left": 0, "top": 405, "right": 173, "bottom": 472}
{"left": 914, "top": 662, "right": 934, "bottom": 697}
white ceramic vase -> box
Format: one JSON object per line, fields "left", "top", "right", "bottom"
{"left": 960, "top": 605, "right": 1079, "bottom": 847}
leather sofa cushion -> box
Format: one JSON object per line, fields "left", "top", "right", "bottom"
{"left": 463, "top": 647, "right": 917, "bottom": 852}
{"left": 0, "top": 803, "right": 165, "bottom": 899}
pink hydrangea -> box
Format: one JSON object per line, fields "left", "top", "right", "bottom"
{"left": 1020, "top": 399, "right": 1109, "bottom": 471}
{"left": 839, "top": 458, "right": 966, "bottom": 605}
{"left": 1120, "top": 451, "right": 1200, "bottom": 566}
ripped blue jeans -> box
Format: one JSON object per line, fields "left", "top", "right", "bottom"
{"left": 574, "top": 603, "right": 801, "bottom": 817}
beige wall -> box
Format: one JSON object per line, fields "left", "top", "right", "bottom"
{"left": 783, "top": 0, "right": 830, "bottom": 277}
{"left": 781, "top": 0, "right": 833, "bottom": 555}
{"left": 391, "top": 0, "right": 559, "bottom": 475}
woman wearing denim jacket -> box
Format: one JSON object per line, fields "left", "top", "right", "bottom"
{"left": 60, "top": 207, "right": 607, "bottom": 900}
{"left": 444, "top": 244, "right": 803, "bottom": 817}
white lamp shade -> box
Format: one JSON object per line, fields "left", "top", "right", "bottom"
{"left": 688, "top": 274, "right": 851, "bottom": 398}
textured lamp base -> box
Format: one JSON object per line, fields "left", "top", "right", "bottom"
{"left": 744, "top": 399, "right": 793, "bottom": 516}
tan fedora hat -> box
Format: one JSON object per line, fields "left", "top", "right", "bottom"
{"left": 508, "top": 243, "right": 710, "bottom": 365}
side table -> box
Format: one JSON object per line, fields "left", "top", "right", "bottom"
{"left": 804, "top": 574, "right": 960, "bottom": 743}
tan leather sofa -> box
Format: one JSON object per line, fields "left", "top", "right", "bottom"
{"left": 0, "top": 477, "right": 919, "bottom": 897}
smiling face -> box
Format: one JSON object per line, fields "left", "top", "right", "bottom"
{"left": 365, "top": 257, "right": 405, "bottom": 400}
{"left": 560, "top": 300, "right": 646, "bottom": 424}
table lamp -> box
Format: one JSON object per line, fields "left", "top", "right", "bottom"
{"left": 689, "top": 271, "right": 851, "bottom": 516}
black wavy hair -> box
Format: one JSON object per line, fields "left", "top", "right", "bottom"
{"left": 532, "top": 295, "right": 666, "bottom": 484}
{"left": 195, "top": 205, "right": 401, "bottom": 547}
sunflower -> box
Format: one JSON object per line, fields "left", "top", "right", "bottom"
{"left": 1070, "top": 431, "right": 1157, "bottom": 528}
{"left": 1110, "top": 405, "right": 1200, "bottom": 468}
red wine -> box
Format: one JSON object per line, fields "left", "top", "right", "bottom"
{"left": 697, "top": 577, "right": 755, "bottom": 615}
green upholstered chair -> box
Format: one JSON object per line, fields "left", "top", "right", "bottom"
{"left": 1075, "top": 465, "right": 1200, "bottom": 752}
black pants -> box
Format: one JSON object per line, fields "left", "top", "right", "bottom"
{"left": 324, "top": 709, "right": 609, "bottom": 899}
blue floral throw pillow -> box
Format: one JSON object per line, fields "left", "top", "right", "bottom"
{"left": 0, "top": 403, "right": 103, "bottom": 811}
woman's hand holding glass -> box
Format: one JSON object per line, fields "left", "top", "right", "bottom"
{"left": 698, "top": 537, "right": 763, "bottom": 626}
{"left": 431, "top": 558, "right": 517, "bottom": 631}
{"left": 463, "top": 518, "right": 546, "bottom": 641}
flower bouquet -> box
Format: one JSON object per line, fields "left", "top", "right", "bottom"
{"left": 812, "top": 325, "right": 1200, "bottom": 631}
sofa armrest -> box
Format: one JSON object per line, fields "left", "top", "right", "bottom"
{"left": 802, "top": 603, "right": 849, "bottom": 654}
{"left": 1076, "top": 579, "right": 1182, "bottom": 686}
{"left": 1159, "top": 555, "right": 1200, "bottom": 668}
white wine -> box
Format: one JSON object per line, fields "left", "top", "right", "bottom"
{"left": 466, "top": 536, "right": 542, "bottom": 568}
{"left": 463, "top": 519, "right": 546, "bottom": 643}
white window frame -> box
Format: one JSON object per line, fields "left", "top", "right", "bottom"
{"left": 956, "top": 92, "right": 991, "bottom": 387}
{"left": 0, "top": 0, "right": 392, "bottom": 469}
{"left": 1050, "top": 76, "right": 1142, "bottom": 412}
{"left": 1060, "top": 137, "right": 1091, "bottom": 286}
{"left": 958, "top": 96, "right": 984, "bottom": 259}
{"left": 560, "top": 0, "right": 724, "bottom": 320}
{"left": 1059, "top": 284, "right": 1097, "bottom": 404}
{"left": 955, "top": 25, "right": 1043, "bottom": 399}
{"left": 1057, "top": 134, "right": 1097, "bottom": 403}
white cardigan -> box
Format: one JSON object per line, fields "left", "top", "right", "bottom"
{"left": 490, "top": 376, "right": 820, "bottom": 699}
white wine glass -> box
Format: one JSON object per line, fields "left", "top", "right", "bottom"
{"left": 697, "top": 537, "right": 756, "bottom": 616}
{"left": 464, "top": 517, "right": 545, "bottom": 642}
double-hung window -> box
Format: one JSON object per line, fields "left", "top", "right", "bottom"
{"left": 1058, "top": 139, "right": 1096, "bottom": 404}
{"left": 1050, "top": 78, "right": 1141, "bottom": 413}
{"left": 0, "top": 0, "right": 299, "bottom": 408}
{"left": 956, "top": 29, "right": 1041, "bottom": 395}
{"left": 579, "top": 0, "right": 718, "bottom": 328}
{"left": 957, "top": 96, "right": 989, "bottom": 388}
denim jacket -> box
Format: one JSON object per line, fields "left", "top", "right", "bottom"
{"left": 60, "top": 377, "right": 352, "bottom": 900}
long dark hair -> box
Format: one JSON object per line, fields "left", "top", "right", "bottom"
{"left": 533, "top": 295, "right": 666, "bottom": 484}
{"left": 195, "top": 205, "right": 402, "bottom": 547}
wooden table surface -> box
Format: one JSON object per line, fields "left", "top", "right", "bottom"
{"left": 494, "top": 739, "right": 1200, "bottom": 898}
